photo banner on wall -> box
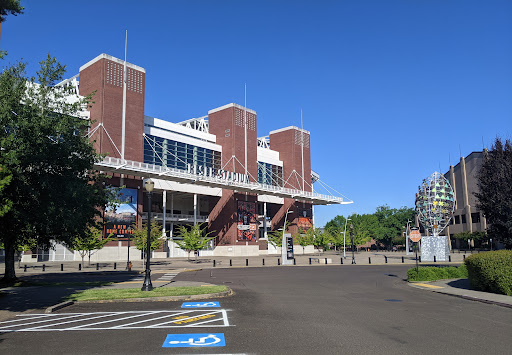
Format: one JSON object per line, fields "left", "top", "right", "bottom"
{"left": 237, "top": 201, "right": 258, "bottom": 242}
{"left": 105, "top": 188, "right": 138, "bottom": 239}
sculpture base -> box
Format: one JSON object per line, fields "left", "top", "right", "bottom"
{"left": 421, "top": 236, "right": 450, "bottom": 261}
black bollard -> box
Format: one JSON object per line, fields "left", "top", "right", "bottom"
{"left": 96, "top": 263, "right": 99, "bottom": 270}
{"left": 385, "top": 256, "right": 388, "bottom": 264}
{"left": 463, "top": 255, "right": 466, "bottom": 261}
{"left": 262, "top": 258, "right": 265, "bottom": 266}
{"left": 213, "top": 260, "right": 216, "bottom": 267}
{"left": 114, "top": 262, "right": 117, "bottom": 270}
{"left": 449, "top": 255, "right": 451, "bottom": 262}
{"left": 402, "top": 256, "right": 404, "bottom": 263}
{"left": 278, "top": 258, "right": 280, "bottom": 265}
{"left": 79, "top": 264, "right": 82, "bottom": 271}
{"left": 419, "top": 256, "right": 421, "bottom": 263}
{"left": 293, "top": 258, "right": 296, "bottom": 265}
{"left": 341, "top": 258, "right": 343, "bottom": 264}
{"left": 309, "top": 258, "right": 312, "bottom": 265}
{"left": 24, "top": 265, "right": 27, "bottom": 272}
{"left": 230, "top": 259, "right": 232, "bottom": 266}
{"left": 61, "top": 264, "right": 64, "bottom": 271}
{"left": 368, "top": 257, "right": 371, "bottom": 264}
{"left": 325, "top": 258, "right": 328, "bottom": 264}
{"left": 43, "top": 264, "right": 46, "bottom": 271}
{"left": 246, "top": 259, "right": 249, "bottom": 266}
{"left": 434, "top": 256, "right": 437, "bottom": 263}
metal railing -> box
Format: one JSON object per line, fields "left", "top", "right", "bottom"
{"left": 95, "top": 157, "right": 350, "bottom": 205}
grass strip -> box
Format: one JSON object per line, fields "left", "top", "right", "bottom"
{"left": 408, "top": 264, "right": 468, "bottom": 282}
{"left": 65, "top": 285, "right": 228, "bottom": 301}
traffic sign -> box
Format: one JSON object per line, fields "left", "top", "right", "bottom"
{"left": 181, "top": 301, "right": 220, "bottom": 308}
{"left": 410, "top": 229, "right": 421, "bottom": 242}
{"left": 162, "top": 333, "right": 226, "bottom": 348}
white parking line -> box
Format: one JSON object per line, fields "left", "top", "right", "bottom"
{"left": 0, "top": 310, "right": 231, "bottom": 332}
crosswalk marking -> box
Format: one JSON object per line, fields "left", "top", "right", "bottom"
{"left": 0, "top": 310, "right": 230, "bottom": 332}
{"left": 158, "top": 273, "right": 178, "bottom": 281}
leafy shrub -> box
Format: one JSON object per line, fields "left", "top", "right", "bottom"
{"left": 465, "top": 250, "right": 512, "bottom": 296}
{"left": 407, "top": 265, "right": 468, "bottom": 282}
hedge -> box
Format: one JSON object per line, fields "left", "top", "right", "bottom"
{"left": 407, "top": 265, "right": 468, "bottom": 282}
{"left": 465, "top": 250, "right": 512, "bottom": 296}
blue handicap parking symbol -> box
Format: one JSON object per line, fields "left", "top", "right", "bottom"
{"left": 162, "top": 333, "right": 226, "bottom": 348}
{"left": 181, "top": 301, "right": 220, "bottom": 308}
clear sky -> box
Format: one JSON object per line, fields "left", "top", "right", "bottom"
{"left": 2, "top": 0, "right": 511, "bottom": 227}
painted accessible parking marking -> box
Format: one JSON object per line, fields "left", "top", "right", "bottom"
{"left": 182, "top": 301, "right": 220, "bottom": 308}
{"left": 162, "top": 333, "right": 226, "bottom": 348}
{"left": 0, "top": 310, "right": 230, "bottom": 332}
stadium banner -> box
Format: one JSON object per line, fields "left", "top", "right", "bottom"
{"left": 237, "top": 201, "right": 258, "bottom": 242}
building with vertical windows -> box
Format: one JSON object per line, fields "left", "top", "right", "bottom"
{"left": 444, "top": 151, "right": 488, "bottom": 249}
{"left": 19, "top": 53, "right": 350, "bottom": 262}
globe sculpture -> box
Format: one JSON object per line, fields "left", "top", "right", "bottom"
{"left": 415, "top": 171, "right": 455, "bottom": 237}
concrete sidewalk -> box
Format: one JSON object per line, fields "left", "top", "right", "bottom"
{"left": 409, "top": 278, "right": 512, "bottom": 308}
{"left": 7, "top": 249, "right": 476, "bottom": 274}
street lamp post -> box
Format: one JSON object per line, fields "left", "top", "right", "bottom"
{"left": 141, "top": 178, "right": 154, "bottom": 291}
{"left": 350, "top": 223, "right": 355, "bottom": 264}
{"left": 405, "top": 220, "right": 412, "bottom": 255}
{"left": 343, "top": 218, "right": 351, "bottom": 259}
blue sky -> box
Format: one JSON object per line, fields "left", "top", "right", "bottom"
{"left": 2, "top": 0, "right": 511, "bottom": 227}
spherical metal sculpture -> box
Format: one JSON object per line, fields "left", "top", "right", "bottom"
{"left": 415, "top": 171, "right": 455, "bottom": 236}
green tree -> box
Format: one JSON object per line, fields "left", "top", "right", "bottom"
{"left": 313, "top": 228, "right": 332, "bottom": 253}
{"left": 295, "top": 228, "right": 314, "bottom": 254}
{"left": 0, "top": 56, "right": 113, "bottom": 283}
{"left": 174, "top": 224, "right": 215, "bottom": 260}
{"left": 130, "top": 219, "right": 164, "bottom": 252}
{"left": 0, "top": 0, "right": 23, "bottom": 22}
{"left": 347, "top": 213, "right": 375, "bottom": 248}
{"left": 69, "top": 225, "right": 112, "bottom": 266}
{"left": 475, "top": 138, "right": 512, "bottom": 248}
{"left": 0, "top": 164, "right": 12, "bottom": 217}
{"left": 268, "top": 221, "right": 291, "bottom": 249}
{"left": 373, "top": 205, "right": 415, "bottom": 249}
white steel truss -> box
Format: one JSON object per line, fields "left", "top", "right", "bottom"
{"left": 176, "top": 116, "right": 209, "bottom": 133}
{"left": 257, "top": 136, "right": 270, "bottom": 149}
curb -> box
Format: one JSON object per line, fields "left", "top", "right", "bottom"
{"left": 433, "top": 290, "right": 512, "bottom": 309}
{"left": 45, "top": 301, "right": 74, "bottom": 314}
{"left": 407, "top": 281, "right": 512, "bottom": 309}
{"left": 44, "top": 289, "right": 233, "bottom": 312}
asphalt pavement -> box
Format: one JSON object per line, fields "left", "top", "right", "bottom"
{"left": 1, "top": 264, "right": 510, "bottom": 354}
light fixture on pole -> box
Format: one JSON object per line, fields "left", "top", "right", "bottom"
{"left": 141, "top": 178, "right": 154, "bottom": 291}
{"left": 350, "top": 223, "right": 355, "bottom": 264}
{"left": 343, "top": 218, "right": 351, "bottom": 259}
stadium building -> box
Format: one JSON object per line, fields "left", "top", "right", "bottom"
{"left": 25, "top": 53, "right": 351, "bottom": 262}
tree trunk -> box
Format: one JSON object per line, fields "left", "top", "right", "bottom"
{"left": 2, "top": 239, "right": 17, "bottom": 283}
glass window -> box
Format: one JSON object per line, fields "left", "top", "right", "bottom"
{"left": 461, "top": 215, "right": 467, "bottom": 224}
{"left": 471, "top": 212, "right": 480, "bottom": 224}
{"left": 454, "top": 215, "right": 460, "bottom": 224}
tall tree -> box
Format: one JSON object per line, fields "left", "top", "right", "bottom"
{"left": 475, "top": 138, "right": 512, "bottom": 248}
{"left": 0, "top": 0, "right": 23, "bottom": 22}
{"left": 0, "top": 56, "right": 112, "bottom": 283}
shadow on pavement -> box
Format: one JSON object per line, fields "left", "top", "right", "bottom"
{"left": 0, "top": 271, "right": 140, "bottom": 317}
{"left": 446, "top": 278, "right": 471, "bottom": 290}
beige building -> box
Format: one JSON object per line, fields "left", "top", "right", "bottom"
{"left": 444, "top": 151, "right": 488, "bottom": 249}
